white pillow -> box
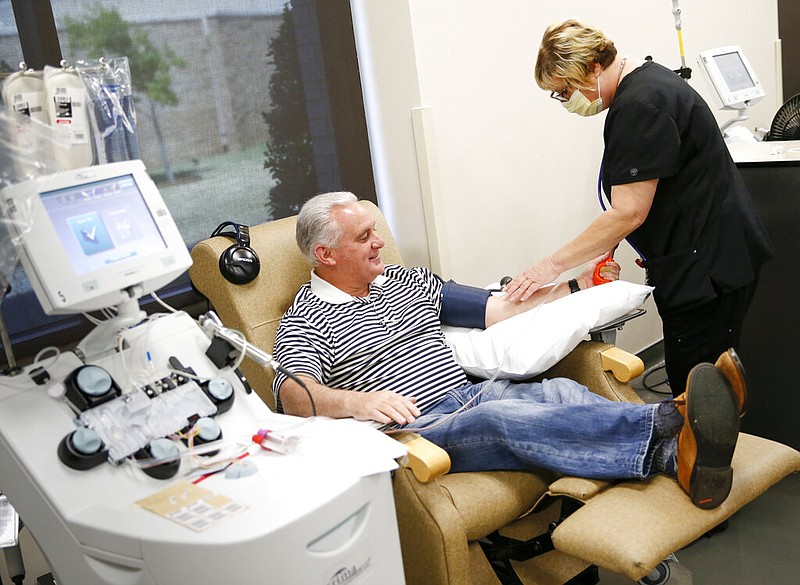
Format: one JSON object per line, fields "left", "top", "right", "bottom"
{"left": 442, "top": 280, "right": 653, "bottom": 380}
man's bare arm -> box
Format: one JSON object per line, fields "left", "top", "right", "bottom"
{"left": 279, "top": 374, "right": 421, "bottom": 425}
{"left": 485, "top": 254, "right": 620, "bottom": 327}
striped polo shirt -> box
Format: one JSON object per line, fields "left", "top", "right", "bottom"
{"left": 272, "top": 264, "right": 468, "bottom": 414}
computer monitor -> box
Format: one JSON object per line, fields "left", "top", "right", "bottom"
{"left": 697, "top": 45, "right": 765, "bottom": 110}
{"left": 2, "top": 160, "right": 192, "bottom": 315}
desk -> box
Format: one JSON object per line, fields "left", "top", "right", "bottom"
{"left": 0, "top": 312, "right": 406, "bottom": 585}
{"left": 730, "top": 141, "right": 800, "bottom": 450}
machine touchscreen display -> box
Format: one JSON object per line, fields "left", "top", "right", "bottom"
{"left": 39, "top": 174, "right": 167, "bottom": 278}
{"left": 713, "top": 51, "right": 756, "bottom": 92}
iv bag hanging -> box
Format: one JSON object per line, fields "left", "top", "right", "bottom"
{"left": 1, "top": 69, "right": 48, "bottom": 124}
{"left": 1, "top": 69, "right": 61, "bottom": 182}
{"left": 43, "top": 64, "right": 94, "bottom": 170}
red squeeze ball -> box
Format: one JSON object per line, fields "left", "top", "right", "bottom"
{"left": 593, "top": 258, "right": 614, "bottom": 286}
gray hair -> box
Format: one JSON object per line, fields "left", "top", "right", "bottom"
{"left": 296, "top": 191, "right": 358, "bottom": 265}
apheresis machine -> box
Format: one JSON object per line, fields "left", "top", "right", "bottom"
{"left": 0, "top": 160, "right": 406, "bottom": 585}
{"left": 696, "top": 44, "right": 766, "bottom": 140}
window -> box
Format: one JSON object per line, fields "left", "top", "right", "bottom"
{"left": 0, "top": 0, "right": 375, "bottom": 364}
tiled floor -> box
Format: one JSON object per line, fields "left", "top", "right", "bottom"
{"left": 598, "top": 346, "right": 800, "bottom": 585}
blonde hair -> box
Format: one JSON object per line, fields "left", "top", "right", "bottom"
{"left": 534, "top": 20, "right": 617, "bottom": 92}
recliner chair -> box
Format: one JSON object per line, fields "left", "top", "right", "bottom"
{"left": 189, "top": 200, "right": 800, "bottom": 585}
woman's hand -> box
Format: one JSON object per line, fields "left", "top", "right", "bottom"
{"left": 503, "top": 257, "right": 562, "bottom": 302}
{"left": 578, "top": 251, "right": 620, "bottom": 289}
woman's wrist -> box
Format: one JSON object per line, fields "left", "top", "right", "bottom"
{"left": 547, "top": 254, "right": 566, "bottom": 275}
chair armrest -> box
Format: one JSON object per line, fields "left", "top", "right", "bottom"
{"left": 393, "top": 431, "right": 451, "bottom": 483}
{"left": 600, "top": 346, "right": 645, "bottom": 383}
{"left": 539, "top": 341, "right": 643, "bottom": 404}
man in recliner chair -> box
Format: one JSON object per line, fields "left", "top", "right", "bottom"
{"left": 272, "top": 191, "right": 746, "bottom": 510}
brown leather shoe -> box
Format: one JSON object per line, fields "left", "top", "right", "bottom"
{"left": 673, "top": 348, "right": 748, "bottom": 418}
{"left": 715, "top": 348, "right": 748, "bottom": 417}
{"left": 676, "top": 363, "right": 740, "bottom": 509}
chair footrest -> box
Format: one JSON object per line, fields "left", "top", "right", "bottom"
{"left": 551, "top": 433, "right": 800, "bottom": 581}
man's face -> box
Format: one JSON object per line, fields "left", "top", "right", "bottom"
{"left": 325, "top": 202, "right": 385, "bottom": 287}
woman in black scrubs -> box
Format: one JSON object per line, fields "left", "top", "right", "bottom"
{"left": 504, "top": 19, "right": 773, "bottom": 397}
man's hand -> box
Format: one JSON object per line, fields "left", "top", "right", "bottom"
{"left": 346, "top": 391, "right": 421, "bottom": 426}
{"left": 281, "top": 375, "right": 420, "bottom": 424}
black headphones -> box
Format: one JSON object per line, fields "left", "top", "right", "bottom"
{"left": 210, "top": 221, "right": 261, "bottom": 284}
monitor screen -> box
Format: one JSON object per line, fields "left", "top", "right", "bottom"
{"left": 40, "top": 173, "right": 167, "bottom": 278}
{"left": 697, "top": 45, "right": 765, "bottom": 110}
{"left": 712, "top": 51, "right": 756, "bottom": 93}
{"left": 2, "top": 160, "right": 192, "bottom": 315}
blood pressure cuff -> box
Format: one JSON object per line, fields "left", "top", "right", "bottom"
{"left": 440, "top": 280, "right": 491, "bottom": 330}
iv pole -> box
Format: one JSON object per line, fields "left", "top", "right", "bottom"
{"left": 672, "top": 0, "right": 753, "bottom": 136}
{"left": 672, "top": 0, "right": 692, "bottom": 80}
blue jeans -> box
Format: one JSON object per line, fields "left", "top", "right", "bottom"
{"left": 406, "top": 378, "right": 660, "bottom": 480}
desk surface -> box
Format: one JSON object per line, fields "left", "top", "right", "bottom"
{"left": 728, "top": 140, "right": 800, "bottom": 164}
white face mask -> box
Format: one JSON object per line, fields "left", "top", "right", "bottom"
{"left": 562, "top": 74, "right": 603, "bottom": 117}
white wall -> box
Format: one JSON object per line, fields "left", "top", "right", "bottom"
{"left": 351, "top": 0, "right": 780, "bottom": 354}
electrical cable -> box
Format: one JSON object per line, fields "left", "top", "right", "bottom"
{"left": 209, "top": 325, "right": 249, "bottom": 375}
{"left": 641, "top": 359, "right": 672, "bottom": 394}
{"left": 81, "top": 311, "right": 103, "bottom": 325}
{"left": 32, "top": 346, "right": 60, "bottom": 369}
{"left": 149, "top": 291, "right": 178, "bottom": 313}
{"left": 195, "top": 312, "right": 315, "bottom": 414}
{"left": 276, "top": 366, "right": 317, "bottom": 418}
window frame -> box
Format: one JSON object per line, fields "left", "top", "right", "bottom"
{"left": 4, "top": 0, "right": 376, "bottom": 366}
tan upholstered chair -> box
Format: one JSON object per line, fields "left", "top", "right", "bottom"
{"left": 189, "top": 200, "right": 800, "bottom": 585}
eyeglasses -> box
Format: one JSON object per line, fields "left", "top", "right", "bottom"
{"left": 550, "top": 87, "right": 570, "bottom": 102}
